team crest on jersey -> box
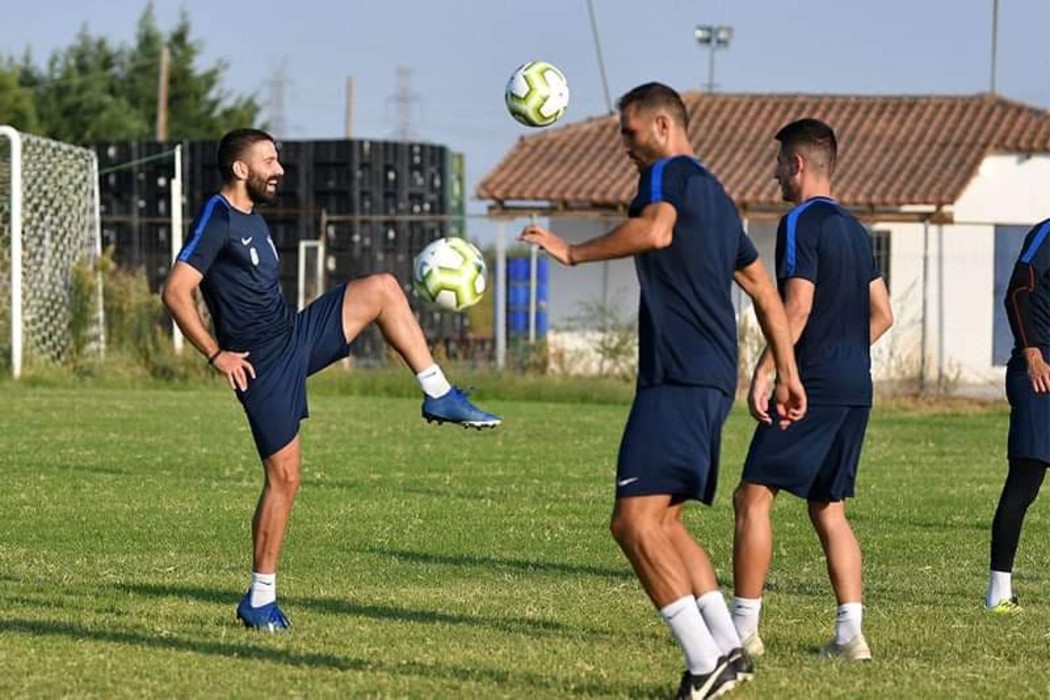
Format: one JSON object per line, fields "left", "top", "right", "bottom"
{"left": 250, "top": 247, "right": 260, "bottom": 266}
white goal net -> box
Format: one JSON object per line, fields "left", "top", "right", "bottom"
{"left": 0, "top": 126, "right": 104, "bottom": 377}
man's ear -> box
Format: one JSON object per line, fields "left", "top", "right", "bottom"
{"left": 654, "top": 112, "right": 672, "bottom": 139}
{"left": 232, "top": 160, "right": 249, "bottom": 181}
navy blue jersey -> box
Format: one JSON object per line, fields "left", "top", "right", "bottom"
{"left": 1005, "top": 218, "right": 1050, "bottom": 370}
{"left": 775, "top": 197, "right": 880, "bottom": 406}
{"left": 628, "top": 156, "right": 758, "bottom": 394}
{"left": 176, "top": 194, "right": 293, "bottom": 350}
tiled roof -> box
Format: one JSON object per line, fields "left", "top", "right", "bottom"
{"left": 477, "top": 92, "right": 1050, "bottom": 212}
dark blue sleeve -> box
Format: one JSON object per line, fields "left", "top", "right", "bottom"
{"left": 634, "top": 158, "right": 679, "bottom": 210}
{"left": 1005, "top": 220, "right": 1050, "bottom": 348}
{"left": 736, "top": 229, "right": 759, "bottom": 270}
{"left": 177, "top": 199, "right": 229, "bottom": 275}
{"left": 779, "top": 210, "right": 819, "bottom": 283}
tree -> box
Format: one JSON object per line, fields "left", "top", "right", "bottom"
{"left": 4, "top": 2, "right": 261, "bottom": 144}
{"left": 0, "top": 59, "right": 40, "bottom": 133}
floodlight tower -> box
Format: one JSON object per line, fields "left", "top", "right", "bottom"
{"left": 694, "top": 25, "right": 734, "bottom": 92}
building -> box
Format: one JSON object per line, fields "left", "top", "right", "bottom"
{"left": 478, "top": 92, "right": 1050, "bottom": 390}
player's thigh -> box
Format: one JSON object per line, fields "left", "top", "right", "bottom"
{"left": 297, "top": 283, "right": 352, "bottom": 375}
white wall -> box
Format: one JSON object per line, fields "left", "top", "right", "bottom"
{"left": 547, "top": 216, "right": 637, "bottom": 329}
{"left": 954, "top": 153, "right": 1050, "bottom": 224}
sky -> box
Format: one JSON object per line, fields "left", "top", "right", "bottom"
{"left": 2, "top": 0, "right": 1048, "bottom": 224}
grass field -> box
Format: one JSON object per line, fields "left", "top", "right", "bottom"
{"left": 1, "top": 381, "right": 1048, "bottom": 698}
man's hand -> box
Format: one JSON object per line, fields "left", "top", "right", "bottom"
{"left": 748, "top": 366, "right": 774, "bottom": 425}
{"left": 520, "top": 224, "right": 572, "bottom": 266}
{"left": 1025, "top": 348, "right": 1050, "bottom": 393}
{"left": 212, "top": 350, "right": 256, "bottom": 391}
{"left": 773, "top": 372, "right": 807, "bottom": 430}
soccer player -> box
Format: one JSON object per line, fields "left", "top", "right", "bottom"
{"left": 162, "top": 129, "right": 500, "bottom": 631}
{"left": 986, "top": 216, "right": 1050, "bottom": 613}
{"left": 521, "top": 83, "right": 805, "bottom": 700}
{"left": 730, "top": 119, "right": 893, "bottom": 661}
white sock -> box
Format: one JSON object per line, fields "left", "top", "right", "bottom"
{"left": 835, "top": 602, "right": 864, "bottom": 645}
{"left": 986, "top": 570, "right": 1013, "bottom": 607}
{"left": 660, "top": 596, "right": 722, "bottom": 675}
{"left": 696, "top": 590, "right": 741, "bottom": 655}
{"left": 416, "top": 364, "right": 452, "bottom": 398}
{"left": 731, "top": 596, "right": 763, "bottom": 642}
{"left": 250, "top": 572, "right": 276, "bottom": 607}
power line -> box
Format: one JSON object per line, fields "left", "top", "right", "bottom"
{"left": 266, "top": 61, "right": 290, "bottom": 139}
{"left": 586, "top": 0, "right": 614, "bottom": 114}
{"left": 386, "top": 66, "right": 421, "bottom": 141}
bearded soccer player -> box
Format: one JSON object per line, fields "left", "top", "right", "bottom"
{"left": 162, "top": 129, "right": 500, "bottom": 630}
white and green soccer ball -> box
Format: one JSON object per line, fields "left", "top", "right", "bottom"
{"left": 505, "top": 60, "right": 570, "bottom": 127}
{"left": 413, "top": 237, "right": 487, "bottom": 312}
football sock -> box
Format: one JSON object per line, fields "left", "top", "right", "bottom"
{"left": 250, "top": 572, "right": 277, "bottom": 607}
{"left": 986, "top": 570, "right": 1013, "bottom": 607}
{"left": 835, "top": 602, "right": 864, "bottom": 645}
{"left": 416, "top": 364, "right": 452, "bottom": 399}
{"left": 696, "top": 590, "right": 741, "bottom": 655}
{"left": 660, "top": 596, "right": 721, "bottom": 675}
{"left": 990, "top": 458, "right": 1048, "bottom": 572}
{"left": 731, "top": 596, "right": 763, "bottom": 642}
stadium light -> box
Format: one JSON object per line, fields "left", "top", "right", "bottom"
{"left": 694, "top": 24, "right": 734, "bottom": 92}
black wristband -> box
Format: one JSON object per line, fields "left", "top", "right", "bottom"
{"left": 207, "top": 349, "right": 222, "bottom": 365}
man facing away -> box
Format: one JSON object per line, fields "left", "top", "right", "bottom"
{"left": 731, "top": 118, "right": 893, "bottom": 660}
{"left": 522, "top": 83, "right": 806, "bottom": 700}
{"left": 162, "top": 128, "right": 500, "bottom": 631}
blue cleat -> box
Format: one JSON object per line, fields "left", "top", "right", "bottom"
{"left": 422, "top": 386, "right": 502, "bottom": 429}
{"left": 236, "top": 591, "right": 290, "bottom": 632}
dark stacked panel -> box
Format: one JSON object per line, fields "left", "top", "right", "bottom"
{"left": 94, "top": 138, "right": 471, "bottom": 362}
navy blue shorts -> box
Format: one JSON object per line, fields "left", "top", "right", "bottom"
{"left": 236, "top": 283, "right": 351, "bottom": 460}
{"left": 742, "top": 405, "right": 870, "bottom": 502}
{"left": 616, "top": 385, "right": 734, "bottom": 504}
{"left": 1007, "top": 368, "right": 1050, "bottom": 463}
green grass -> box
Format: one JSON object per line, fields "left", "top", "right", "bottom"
{"left": 0, "top": 381, "right": 1046, "bottom": 698}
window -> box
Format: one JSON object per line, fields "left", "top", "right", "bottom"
{"left": 870, "top": 229, "right": 891, "bottom": 291}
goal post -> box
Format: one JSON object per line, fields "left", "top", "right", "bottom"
{"left": 0, "top": 126, "right": 104, "bottom": 378}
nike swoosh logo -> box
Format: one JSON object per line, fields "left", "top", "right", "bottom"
{"left": 241, "top": 237, "right": 253, "bottom": 246}
{"left": 617, "top": 477, "right": 639, "bottom": 487}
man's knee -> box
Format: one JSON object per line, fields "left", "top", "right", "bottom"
{"left": 807, "top": 500, "right": 847, "bottom": 531}
{"left": 264, "top": 454, "right": 301, "bottom": 495}
{"left": 734, "top": 482, "right": 775, "bottom": 521}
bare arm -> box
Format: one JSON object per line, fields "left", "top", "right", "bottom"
{"left": 869, "top": 277, "right": 893, "bottom": 344}
{"left": 734, "top": 259, "right": 806, "bottom": 426}
{"left": 751, "top": 277, "right": 814, "bottom": 377}
{"left": 519, "top": 202, "right": 676, "bottom": 265}
{"left": 161, "top": 261, "right": 254, "bottom": 390}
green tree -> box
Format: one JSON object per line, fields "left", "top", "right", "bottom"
{"left": 0, "top": 59, "right": 40, "bottom": 132}
{"left": 5, "top": 2, "right": 260, "bottom": 144}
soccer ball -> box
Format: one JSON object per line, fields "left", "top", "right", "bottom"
{"left": 505, "top": 61, "right": 570, "bottom": 127}
{"left": 413, "top": 237, "right": 487, "bottom": 311}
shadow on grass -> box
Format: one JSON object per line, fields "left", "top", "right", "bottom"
{"left": 353, "top": 545, "right": 633, "bottom": 581}
{"left": 111, "top": 582, "right": 591, "bottom": 637}
{"left": 0, "top": 618, "right": 665, "bottom": 697}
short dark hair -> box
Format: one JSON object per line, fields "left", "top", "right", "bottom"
{"left": 774, "top": 118, "right": 837, "bottom": 175}
{"left": 216, "top": 128, "right": 276, "bottom": 183}
{"left": 617, "top": 82, "right": 689, "bottom": 128}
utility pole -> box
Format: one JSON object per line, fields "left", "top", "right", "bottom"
{"left": 267, "top": 62, "right": 289, "bottom": 138}
{"left": 155, "top": 44, "right": 169, "bottom": 141}
{"left": 387, "top": 66, "right": 420, "bottom": 141}
{"left": 344, "top": 75, "right": 355, "bottom": 138}
{"left": 990, "top": 0, "right": 1000, "bottom": 93}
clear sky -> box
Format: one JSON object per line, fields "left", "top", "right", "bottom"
{"left": 2, "top": 0, "right": 1047, "bottom": 220}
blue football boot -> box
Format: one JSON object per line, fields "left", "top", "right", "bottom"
{"left": 422, "top": 386, "right": 501, "bottom": 429}
{"left": 236, "top": 591, "right": 290, "bottom": 632}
